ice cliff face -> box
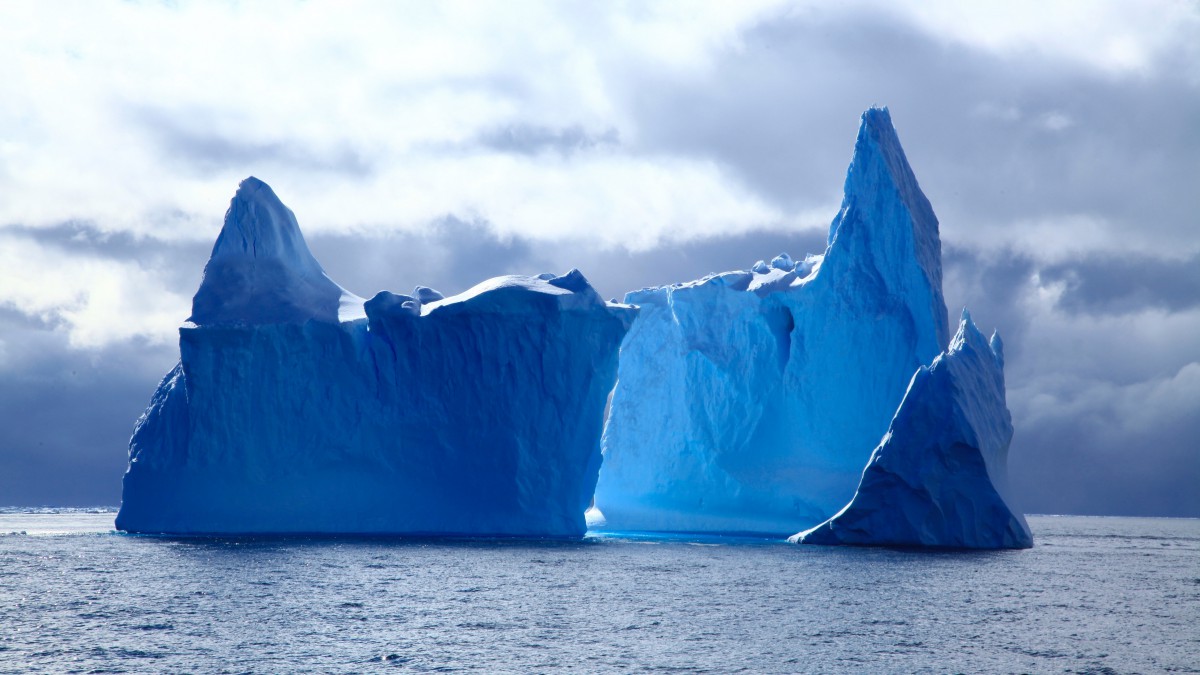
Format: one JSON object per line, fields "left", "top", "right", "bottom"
{"left": 792, "top": 312, "right": 1033, "bottom": 549}
{"left": 594, "top": 108, "right": 955, "bottom": 535}
{"left": 116, "top": 178, "right": 635, "bottom": 536}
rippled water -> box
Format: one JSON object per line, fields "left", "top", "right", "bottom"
{"left": 1, "top": 512, "right": 1197, "bottom": 674}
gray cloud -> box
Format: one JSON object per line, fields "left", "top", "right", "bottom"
{"left": 475, "top": 124, "right": 620, "bottom": 156}
{"left": 941, "top": 246, "right": 1200, "bottom": 517}
{"left": 3, "top": 221, "right": 212, "bottom": 298}
{"left": 623, "top": 9, "right": 1200, "bottom": 253}
{"left": 312, "top": 218, "right": 827, "bottom": 303}
{"left": 130, "top": 105, "right": 375, "bottom": 177}
{"left": 1009, "top": 365, "right": 1200, "bottom": 517}
{"left": 0, "top": 309, "right": 176, "bottom": 506}
{"left": 309, "top": 217, "right": 545, "bottom": 301}
{"left": 1041, "top": 253, "right": 1200, "bottom": 316}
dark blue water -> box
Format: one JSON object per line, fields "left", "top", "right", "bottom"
{"left": 1, "top": 512, "right": 1196, "bottom": 674}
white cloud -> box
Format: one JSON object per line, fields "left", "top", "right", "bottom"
{"left": 2, "top": 0, "right": 1192, "bottom": 246}
{"left": 0, "top": 0, "right": 793, "bottom": 244}
{"left": 883, "top": 0, "right": 1200, "bottom": 77}
{"left": 0, "top": 234, "right": 190, "bottom": 348}
{"left": 286, "top": 153, "right": 796, "bottom": 249}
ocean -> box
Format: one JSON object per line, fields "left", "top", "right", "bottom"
{"left": 1, "top": 512, "right": 1196, "bottom": 674}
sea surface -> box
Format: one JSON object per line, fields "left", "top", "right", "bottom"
{"left": 0, "top": 511, "right": 1196, "bottom": 674}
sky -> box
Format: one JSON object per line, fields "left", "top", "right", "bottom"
{"left": 1, "top": 0, "right": 1197, "bottom": 516}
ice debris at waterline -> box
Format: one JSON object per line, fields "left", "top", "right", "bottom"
{"left": 116, "top": 177, "right": 635, "bottom": 537}
{"left": 595, "top": 107, "right": 956, "bottom": 536}
{"left": 792, "top": 311, "right": 1033, "bottom": 549}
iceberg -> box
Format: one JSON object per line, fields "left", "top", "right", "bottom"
{"left": 594, "top": 108, "right": 962, "bottom": 535}
{"left": 116, "top": 178, "right": 635, "bottom": 537}
{"left": 792, "top": 311, "right": 1033, "bottom": 549}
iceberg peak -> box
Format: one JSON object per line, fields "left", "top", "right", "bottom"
{"left": 949, "top": 308, "right": 992, "bottom": 361}
{"left": 826, "top": 106, "right": 949, "bottom": 350}
{"left": 189, "top": 177, "right": 364, "bottom": 326}
{"left": 209, "top": 177, "right": 314, "bottom": 265}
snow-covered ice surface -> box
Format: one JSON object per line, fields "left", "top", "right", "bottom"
{"left": 595, "top": 107, "right": 952, "bottom": 535}
{"left": 793, "top": 311, "right": 1033, "bottom": 549}
{"left": 116, "top": 178, "right": 635, "bottom": 537}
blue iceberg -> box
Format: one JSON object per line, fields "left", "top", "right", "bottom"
{"left": 116, "top": 178, "right": 635, "bottom": 536}
{"left": 594, "top": 107, "right": 953, "bottom": 535}
{"left": 793, "top": 311, "right": 1033, "bottom": 549}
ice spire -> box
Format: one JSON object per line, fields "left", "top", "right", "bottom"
{"left": 825, "top": 107, "right": 950, "bottom": 351}
{"left": 189, "top": 177, "right": 363, "bottom": 326}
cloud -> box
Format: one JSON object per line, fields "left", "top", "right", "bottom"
{"left": 473, "top": 124, "right": 620, "bottom": 157}
{"left": 2, "top": 1, "right": 1195, "bottom": 254}
{"left": 0, "top": 309, "right": 176, "bottom": 506}
{"left": 623, "top": 7, "right": 1200, "bottom": 262}
{"left": 132, "top": 105, "right": 375, "bottom": 178}
{"left": 883, "top": 0, "right": 1200, "bottom": 76}
{"left": 0, "top": 231, "right": 192, "bottom": 348}
{"left": 943, "top": 246, "right": 1200, "bottom": 516}
{"left": 0, "top": 0, "right": 794, "bottom": 243}
{"left": 313, "top": 218, "right": 829, "bottom": 307}
{"left": 1009, "top": 360, "right": 1200, "bottom": 517}
{"left": 1040, "top": 253, "right": 1200, "bottom": 316}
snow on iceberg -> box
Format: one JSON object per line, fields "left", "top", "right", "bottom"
{"left": 594, "top": 107, "right": 953, "bottom": 535}
{"left": 792, "top": 311, "right": 1033, "bottom": 549}
{"left": 116, "top": 177, "right": 635, "bottom": 537}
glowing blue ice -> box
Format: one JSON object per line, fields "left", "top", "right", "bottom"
{"left": 594, "top": 108, "right": 956, "bottom": 535}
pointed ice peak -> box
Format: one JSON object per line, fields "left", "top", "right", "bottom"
{"left": 209, "top": 176, "right": 320, "bottom": 271}
{"left": 833, "top": 107, "right": 941, "bottom": 258}
{"left": 949, "top": 307, "right": 991, "bottom": 357}
{"left": 189, "top": 177, "right": 363, "bottom": 326}
{"left": 989, "top": 330, "right": 1005, "bottom": 369}
{"left": 851, "top": 107, "right": 917, "bottom": 198}
{"left": 824, "top": 106, "right": 950, "bottom": 351}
